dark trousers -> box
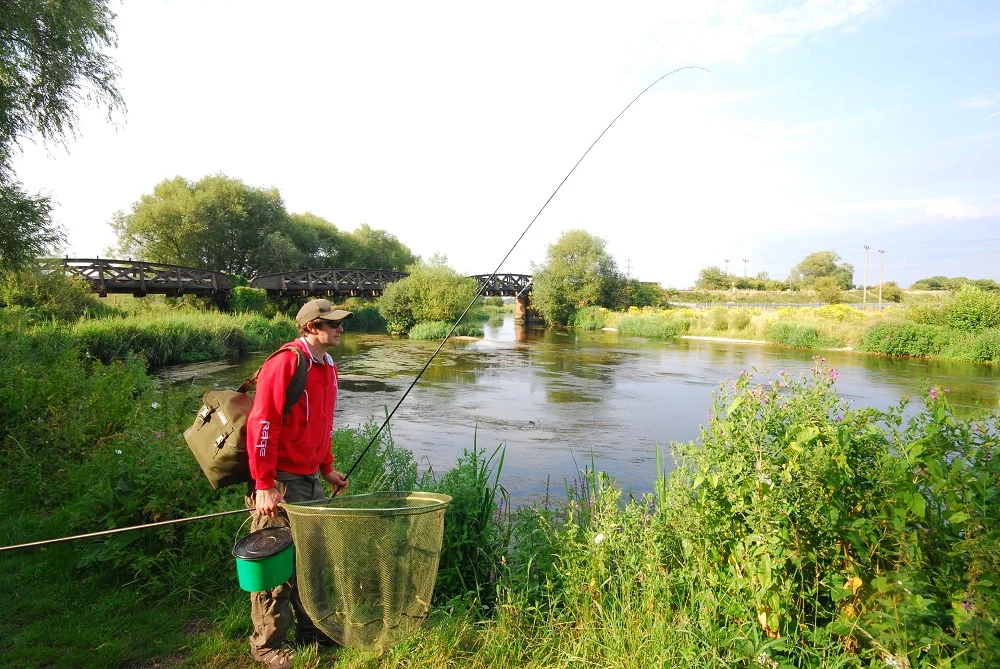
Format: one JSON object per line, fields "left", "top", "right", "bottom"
{"left": 245, "top": 472, "right": 325, "bottom": 652}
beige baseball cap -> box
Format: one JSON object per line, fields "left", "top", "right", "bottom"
{"left": 295, "top": 299, "right": 354, "bottom": 327}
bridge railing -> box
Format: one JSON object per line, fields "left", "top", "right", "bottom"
{"left": 46, "top": 258, "right": 230, "bottom": 297}
{"left": 250, "top": 268, "right": 408, "bottom": 296}
{"left": 469, "top": 273, "right": 532, "bottom": 296}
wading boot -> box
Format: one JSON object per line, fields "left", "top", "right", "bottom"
{"left": 250, "top": 643, "right": 295, "bottom": 668}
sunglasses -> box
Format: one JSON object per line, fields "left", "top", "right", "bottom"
{"left": 312, "top": 319, "right": 343, "bottom": 331}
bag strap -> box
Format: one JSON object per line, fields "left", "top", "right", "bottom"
{"left": 236, "top": 345, "right": 310, "bottom": 417}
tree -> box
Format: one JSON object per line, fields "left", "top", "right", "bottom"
{"left": 341, "top": 223, "right": 418, "bottom": 272}
{"left": 696, "top": 266, "right": 732, "bottom": 290}
{"left": 789, "top": 251, "right": 854, "bottom": 289}
{"left": 280, "top": 212, "right": 348, "bottom": 268}
{"left": 813, "top": 276, "right": 844, "bottom": 304}
{"left": 110, "top": 174, "right": 288, "bottom": 277}
{"left": 530, "top": 229, "right": 623, "bottom": 325}
{"left": 881, "top": 281, "right": 903, "bottom": 303}
{"left": 0, "top": 0, "right": 123, "bottom": 271}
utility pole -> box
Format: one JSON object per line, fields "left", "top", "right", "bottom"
{"left": 742, "top": 258, "right": 748, "bottom": 278}
{"left": 625, "top": 259, "right": 633, "bottom": 279}
{"left": 724, "top": 258, "right": 730, "bottom": 275}
{"left": 862, "top": 245, "right": 870, "bottom": 309}
{"left": 878, "top": 249, "right": 885, "bottom": 307}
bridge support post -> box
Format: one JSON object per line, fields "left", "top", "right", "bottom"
{"left": 514, "top": 293, "right": 530, "bottom": 324}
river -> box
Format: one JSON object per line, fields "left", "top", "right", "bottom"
{"left": 160, "top": 315, "right": 1000, "bottom": 503}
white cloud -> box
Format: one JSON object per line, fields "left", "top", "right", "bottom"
{"left": 961, "top": 93, "right": 1000, "bottom": 110}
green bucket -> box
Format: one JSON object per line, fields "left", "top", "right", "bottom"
{"left": 233, "top": 526, "right": 294, "bottom": 592}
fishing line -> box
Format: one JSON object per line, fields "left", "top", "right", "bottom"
{"left": 0, "top": 66, "right": 707, "bottom": 553}
{"left": 343, "top": 65, "right": 708, "bottom": 479}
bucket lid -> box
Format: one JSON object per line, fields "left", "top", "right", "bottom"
{"left": 233, "top": 526, "right": 293, "bottom": 560}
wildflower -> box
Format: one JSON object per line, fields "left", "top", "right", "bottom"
{"left": 829, "top": 369, "right": 840, "bottom": 382}
{"left": 644, "top": 514, "right": 651, "bottom": 523}
{"left": 593, "top": 533, "right": 605, "bottom": 545}
{"left": 755, "top": 652, "right": 779, "bottom": 669}
{"left": 151, "top": 402, "right": 160, "bottom": 409}
{"left": 973, "top": 424, "right": 982, "bottom": 433}
{"left": 962, "top": 599, "right": 975, "bottom": 612}
{"left": 115, "top": 449, "right": 122, "bottom": 455}
{"left": 928, "top": 388, "right": 938, "bottom": 401}
{"left": 156, "top": 432, "right": 163, "bottom": 439}
{"left": 884, "top": 654, "right": 903, "bottom": 669}
{"left": 944, "top": 387, "right": 951, "bottom": 393}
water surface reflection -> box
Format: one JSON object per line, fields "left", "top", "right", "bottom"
{"left": 161, "top": 316, "right": 1000, "bottom": 503}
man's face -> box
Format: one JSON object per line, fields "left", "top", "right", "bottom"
{"left": 309, "top": 319, "right": 343, "bottom": 347}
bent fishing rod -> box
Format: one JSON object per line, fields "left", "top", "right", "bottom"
{"left": 0, "top": 66, "right": 708, "bottom": 554}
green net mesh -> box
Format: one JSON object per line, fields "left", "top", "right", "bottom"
{"left": 283, "top": 492, "right": 451, "bottom": 650}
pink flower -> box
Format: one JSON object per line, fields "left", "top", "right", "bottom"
{"left": 156, "top": 432, "right": 163, "bottom": 439}
{"left": 973, "top": 424, "right": 982, "bottom": 433}
{"left": 929, "top": 388, "right": 938, "bottom": 401}
{"left": 829, "top": 369, "right": 840, "bottom": 382}
{"left": 944, "top": 387, "right": 951, "bottom": 393}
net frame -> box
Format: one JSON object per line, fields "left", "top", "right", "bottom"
{"left": 282, "top": 492, "right": 451, "bottom": 649}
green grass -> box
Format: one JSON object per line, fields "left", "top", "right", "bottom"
{"left": 408, "top": 320, "right": 484, "bottom": 339}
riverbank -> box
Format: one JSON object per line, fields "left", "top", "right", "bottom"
{"left": 572, "top": 288, "right": 1000, "bottom": 364}
{"left": 3, "top": 308, "right": 999, "bottom": 666}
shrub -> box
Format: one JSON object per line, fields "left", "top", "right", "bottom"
{"left": 616, "top": 313, "right": 682, "bottom": 338}
{"left": 568, "top": 306, "right": 609, "bottom": 330}
{"left": 408, "top": 321, "right": 484, "bottom": 340}
{"left": 0, "top": 265, "right": 116, "bottom": 323}
{"left": 709, "top": 306, "right": 729, "bottom": 330}
{"left": 729, "top": 308, "right": 752, "bottom": 330}
{"left": 379, "top": 264, "right": 477, "bottom": 336}
{"left": 860, "top": 322, "right": 950, "bottom": 357}
{"left": 766, "top": 321, "right": 821, "bottom": 348}
{"left": 945, "top": 284, "right": 1000, "bottom": 332}
{"left": 229, "top": 286, "right": 268, "bottom": 313}
{"left": 942, "top": 328, "right": 1000, "bottom": 363}
{"left": 814, "top": 303, "right": 865, "bottom": 323}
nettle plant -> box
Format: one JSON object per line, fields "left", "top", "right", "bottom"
{"left": 667, "top": 362, "right": 999, "bottom": 666}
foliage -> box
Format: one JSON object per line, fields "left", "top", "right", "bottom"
{"left": 912, "top": 275, "right": 1000, "bottom": 291}
{"left": 339, "top": 301, "right": 386, "bottom": 333}
{"left": 0, "top": 264, "right": 116, "bottom": 322}
{"left": 729, "top": 307, "right": 752, "bottom": 330}
{"left": 766, "top": 321, "right": 827, "bottom": 348}
{"left": 70, "top": 313, "right": 296, "bottom": 367}
{"left": 697, "top": 267, "right": 788, "bottom": 291}
{"left": 568, "top": 305, "right": 611, "bottom": 330}
{"left": 229, "top": 286, "right": 268, "bottom": 313}
{"left": 944, "top": 284, "right": 1000, "bottom": 332}
{"left": 813, "top": 275, "right": 844, "bottom": 303}
{"left": 861, "top": 322, "right": 949, "bottom": 357}
{"left": 342, "top": 223, "right": 419, "bottom": 271}
{"left": 421, "top": 440, "right": 508, "bottom": 604}
{"left": 0, "top": 178, "right": 64, "bottom": 272}
{"left": 0, "top": 0, "right": 123, "bottom": 272}
{"left": 615, "top": 313, "right": 683, "bottom": 338}
{"left": 881, "top": 280, "right": 903, "bottom": 303}
{"left": 530, "top": 229, "right": 624, "bottom": 325}
{"left": 109, "top": 174, "right": 288, "bottom": 277}
{"left": 407, "top": 321, "right": 485, "bottom": 339}
{"left": 378, "top": 262, "right": 478, "bottom": 336}
{"left": 789, "top": 251, "right": 854, "bottom": 289}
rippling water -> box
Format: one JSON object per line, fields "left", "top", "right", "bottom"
{"left": 160, "top": 315, "right": 1000, "bottom": 503}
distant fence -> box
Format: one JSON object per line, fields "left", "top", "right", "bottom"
{"left": 670, "top": 302, "right": 891, "bottom": 310}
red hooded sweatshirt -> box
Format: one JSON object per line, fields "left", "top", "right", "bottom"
{"left": 246, "top": 337, "right": 338, "bottom": 490}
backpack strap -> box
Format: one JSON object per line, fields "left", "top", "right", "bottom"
{"left": 236, "top": 345, "right": 310, "bottom": 417}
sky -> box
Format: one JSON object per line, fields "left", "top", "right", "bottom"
{"left": 12, "top": 0, "right": 1000, "bottom": 288}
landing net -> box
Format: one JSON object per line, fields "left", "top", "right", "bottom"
{"left": 283, "top": 492, "right": 451, "bottom": 650}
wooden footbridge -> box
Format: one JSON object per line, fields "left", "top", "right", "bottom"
{"left": 51, "top": 258, "right": 531, "bottom": 299}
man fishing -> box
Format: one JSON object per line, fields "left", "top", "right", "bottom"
{"left": 245, "top": 298, "right": 352, "bottom": 668}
